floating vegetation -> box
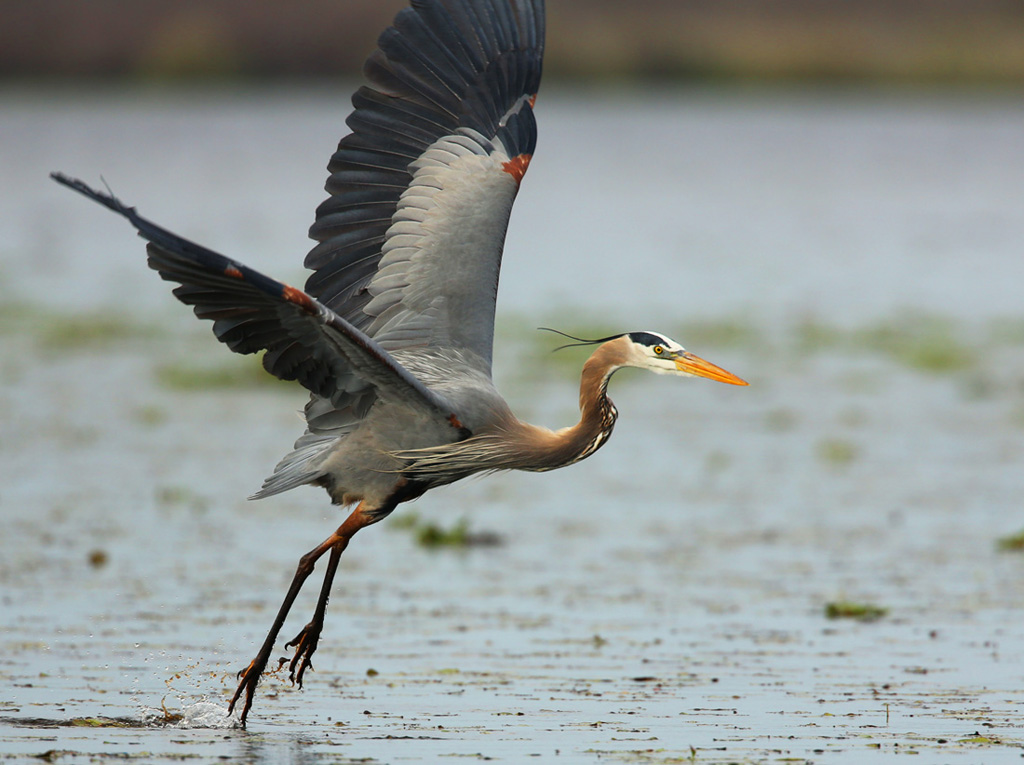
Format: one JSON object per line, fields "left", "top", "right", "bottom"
{"left": 86, "top": 549, "right": 109, "bottom": 568}
{"left": 792, "top": 312, "right": 979, "bottom": 374}
{"left": 986, "top": 317, "right": 1024, "bottom": 346}
{"left": 154, "top": 356, "right": 290, "bottom": 391}
{"left": 764, "top": 407, "right": 797, "bottom": 432}
{"left": 131, "top": 404, "right": 168, "bottom": 427}
{"left": 816, "top": 438, "right": 859, "bottom": 466}
{"left": 957, "top": 733, "right": 1003, "bottom": 745}
{"left": 995, "top": 529, "right": 1024, "bottom": 552}
{"left": 41, "top": 314, "right": 161, "bottom": 352}
{"left": 703, "top": 450, "right": 732, "bottom": 474}
{"left": 68, "top": 716, "right": 133, "bottom": 728}
{"left": 960, "top": 375, "right": 997, "bottom": 402}
{"left": 794, "top": 317, "right": 845, "bottom": 354}
{"left": 416, "top": 520, "right": 471, "bottom": 548}
{"left": 837, "top": 406, "right": 868, "bottom": 428}
{"left": 155, "top": 485, "right": 209, "bottom": 514}
{"left": 675, "top": 316, "right": 763, "bottom": 350}
{"left": 389, "top": 511, "right": 502, "bottom": 549}
{"left": 0, "top": 301, "right": 163, "bottom": 351}
{"left": 825, "top": 601, "right": 888, "bottom": 622}
{"left": 853, "top": 315, "right": 974, "bottom": 374}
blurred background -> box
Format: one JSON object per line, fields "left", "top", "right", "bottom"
{"left": 3, "top": 2, "right": 1024, "bottom": 759}
{"left": 3, "top": 0, "right": 1024, "bottom": 84}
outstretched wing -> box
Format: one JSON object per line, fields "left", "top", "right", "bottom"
{"left": 305, "top": 0, "right": 545, "bottom": 375}
{"left": 50, "top": 174, "right": 462, "bottom": 429}
{"left": 51, "top": 0, "right": 544, "bottom": 499}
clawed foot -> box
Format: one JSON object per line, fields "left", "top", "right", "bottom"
{"left": 222, "top": 526, "right": 353, "bottom": 727}
{"left": 284, "top": 620, "right": 323, "bottom": 687}
{"left": 225, "top": 622, "right": 323, "bottom": 726}
{"left": 228, "top": 656, "right": 266, "bottom": 727}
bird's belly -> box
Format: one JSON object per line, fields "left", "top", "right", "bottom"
{"left": 314, "top": 404, "right": 463, "bottom": 506}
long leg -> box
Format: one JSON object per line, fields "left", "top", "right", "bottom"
{"left": 284, "top": 535, "right": 344, "bottom": 687}
{"left": 228, "top": 504, "right": 372, "bottom": 726}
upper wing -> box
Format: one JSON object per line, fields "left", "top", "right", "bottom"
{"left": 305, "top": 0, "right": 545, "bottom": 375}
{"left": 49, "top": 174, "right": 461, "bottom": 424}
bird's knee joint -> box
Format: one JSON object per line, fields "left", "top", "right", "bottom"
{"left": 296, "top": 548, "right": 327, "bottom": 576}
{"left": 295, "top": 556, "right": 316, "bottom": 577}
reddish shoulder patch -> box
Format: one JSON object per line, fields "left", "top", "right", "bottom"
{"left": 282, "top": 285, "right": 316, "bottom": 314}
{"left": 448, "top": 414, "right": 464, "bottom": 430}
{"left": 502, "top": 153, "right": 532, "bottom": 185}
{"left": 224, "top": 265, "right": 244, "bottom": 279}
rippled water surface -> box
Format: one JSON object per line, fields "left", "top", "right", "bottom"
{"left": 2, "top": 86, "right": 1024, "bottom": 763}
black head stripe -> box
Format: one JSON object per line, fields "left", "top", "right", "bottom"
{"left": 627, "top": 331, "right": 668, "bottom": 348}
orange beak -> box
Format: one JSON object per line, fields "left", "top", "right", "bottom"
{"left": 674, "top": 351, "right": 749, "bottom": 386}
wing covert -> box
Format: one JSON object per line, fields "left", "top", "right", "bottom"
{"left": 305, "top": 0, "right": 545, "bottom": 373}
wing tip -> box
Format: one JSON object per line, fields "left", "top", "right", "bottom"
{"left": 50, "top": 171, "right": 136, "bottom": 219}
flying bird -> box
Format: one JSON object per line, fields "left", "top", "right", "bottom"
{"left": 52, "top": 0, "right": 747, "bottom": 726}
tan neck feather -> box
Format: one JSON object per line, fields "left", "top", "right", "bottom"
{"left": 578, "top": 337, "right": 630, "bottom": 413}
{"left": 512, "top": 337, "right": 628, "bottom": 471}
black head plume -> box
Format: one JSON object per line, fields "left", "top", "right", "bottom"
{"left": 538, "top": 327, "right": 625, "bottom": 352}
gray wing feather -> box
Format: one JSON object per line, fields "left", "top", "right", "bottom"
{"left": 362, "top": 128, "right": 519, "bottom": 369}
{"left": 250, "top": 431, "right": 339, "bottom": 499}
{"left": 306, "top": 0, "right": 544, "bottom": 368}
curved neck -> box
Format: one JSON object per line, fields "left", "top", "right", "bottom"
{"left": 570, "top": 341, "right": 623, "bottom": 460}
{"left": 515, "top": 338, "right": 628, "bottom": 471}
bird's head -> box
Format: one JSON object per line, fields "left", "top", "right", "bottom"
{"left": 621, "top": 331, "right": 748, "bottom": 385}
{"left": 544, "top": 328, "right": 748, "bottom": 387}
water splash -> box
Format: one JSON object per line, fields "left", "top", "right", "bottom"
{"left": 137, "top": 698, "right": 238, "bottom": 729}
{"left": 176, "top": 700, "right": 237, "bottom": 729}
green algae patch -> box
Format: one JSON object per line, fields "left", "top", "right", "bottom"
{"left": 0, "top": 301, "right": 164, "bottom": 351}
{"left": 791, "top": 312, "right": 978, "bottom": 373}
{"left": 817, "top": 438, "right": 859, "bottom": 466}
{"left": 955, "top": 733, "right": 1014, "bottom": 746}
{"left": 389, "top": 511, "right": 503, "bottom": 549}
{"left": 825, "top": 601, "right": 888, "bottom": 622}
{"left": 68, "top": 716, "right": 134, "bottom": 728}
{"left": 996, "top": 529, "right": 1024, "bottom": 552}
{"left": 39, "top": 314, "right": 162, "bottom": 352}
{"left": 675, "top": 316, "right": 764, "bottom": 350}
{"left": 154, "top": 356, "right": 291, "bottom": 391}
{"left": 854, "top": 316, "right": 974, "bottom": 373}
{"left": 795, "top": 317, "right": 846, "bottom": 354}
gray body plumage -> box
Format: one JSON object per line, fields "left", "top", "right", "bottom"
{"left": 270, "top": 346, "right": 516, "bottom": 509}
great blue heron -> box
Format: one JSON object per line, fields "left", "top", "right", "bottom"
{"left": 52, "top": 0, "right": 747, "bottom": 726}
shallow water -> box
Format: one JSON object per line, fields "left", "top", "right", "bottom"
{"left": 2, "top": 86, "right": 1024, "bottom": 762}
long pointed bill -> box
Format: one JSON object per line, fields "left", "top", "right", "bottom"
{"left": 674, "top": 351, "right": 749, "bottom": 386}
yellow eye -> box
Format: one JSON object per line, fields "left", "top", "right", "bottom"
{"left": 653, "top": 346, "right": 664, "bottom": 355}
